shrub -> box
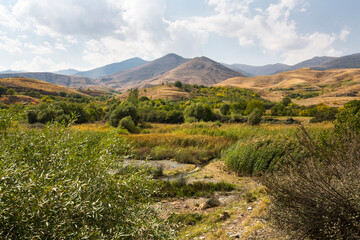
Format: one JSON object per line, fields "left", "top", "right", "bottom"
{"left": 165, "top": 110, "right": 184, "bottom": 124}
{"left": 244, "top": 100, "right": 265, "bottom": 115}
{"left": 0, "top": 120, "right": 173, "bottom": 239}
{"left": 24, "top": 91, "right": 41, "bottom": 98}
{"left": 119, "top": 116, "right": 139, "bottom": 134}
{"left": 159, "top": 181, "right": 235, "bottom": 198}
{"left": 224, "top": 137, "right": 303, "bottom": 176}
{"left": 174, "top": 81, "right": 183, "bottom": 88}
{"left": 109, "top": 101, "right": 138, "bottom": 127}
{"left": 6, "top": 88, "right": 16, "bottom": 96}
{"left": 58, "top": 90, "right": 67, "bottom": 97}
{"left": 27, "top": 110, "right": 38, "bottom": 124}
{"left": 262, "top": 125, "right": 360, "bottom": 239}
{"left": 247, "top": 108, "right": 263, "bottom": 126}
{"left": 184, "top": 102, "right": 213, "bottom": 122}
{"left": 220, "top": 103, "right": 230, "bottom": 115}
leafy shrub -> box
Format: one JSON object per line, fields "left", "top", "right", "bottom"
{"left": 165, "top": 110, "right": 184, "bottom": 124}
{"left": 262, "top": 125, "right": 360, "bottom": 239}
{"left": 58, "top": 90, "right": 67, "bottom": 97}
{"left": 244, "top": 100, "right": 265, "bottom": 115}
{"left": 184, "top": 102, "right": 214, "bottom": 122}
{"left": 109, "top": 101, "right": 138, "bottom": 127}
{"left": 27, "top": 110, "right": 38, "bottom": 124}
{"left": 220, "top": 103, "right": 230, "bottom": 115}
{"left": 6, "top": 88, "right": 16, "bottom": 96}
{"left": 24, "top": 91, "right": 41, "bottom": 98}
{"left": 224, "top": 137, "right": 303, "bottom": 176}
{"left": 119, "top": 116, "right": 139, "bottom": 134}
{"left": 247, "top": 108, "right": 263, "bottom": 126}
{"left": 159, "top": 181, "right": 235, "bottom": 198}
{"left": 0, "top": 119, "right": 173, "bottom": 239}
{"left": 174, "top": 81, "right": 183, "bottom": 88}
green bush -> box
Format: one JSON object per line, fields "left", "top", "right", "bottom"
{"left": 247, "top": 108, "right": 263, "bottom": 126}
{"left": 0, "top": 120, "right": 173, "bottom": 239}
{"left": 220, "top": 103, "right": 230, "bottom": 115}
{"left": 119, "top": 116, "right": 139, "bottom": 134}
{"left": 224, "top": 137, "right": 303, "bottom": 176}
{"left": 109, "top": 101, "right": 138, "bottom": 127}
{"left": 262, "top": 126, "right": 360, "bottom": 239}
{"left": 6, "top": 88, "right": 16, "bottom": 96}
{"left": 159, "top": 181, "right": 235, "bottom": 198}
{"left": 184, "top": 102, "right": 213, "bottom": 122}
{"left": 244, "top": 100, "right": 265, "bottom": 115}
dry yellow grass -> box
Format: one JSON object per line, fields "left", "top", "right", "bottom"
{"left": 216, "top": 68, "right": 360, "bottom": 105}
{"left": 118, "top": 85, "right": 190, "bottom": 100}
{"left": 0, "top": 78, "right": 85, "bottom": 96}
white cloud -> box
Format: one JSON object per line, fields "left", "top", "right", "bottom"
{"left": 0, "top": 36, "right": 22, "bottom": 54}
{"left": 0, "top": 0, "right": 352, "bottom": 70}
{"left": 0, "top": 4, "right": 22, "bottom": 30}
{"left": 24, "top": 42, "right": 53, "bottom": 55}
{"left": 166, "top": 0, "right": 347, "bottom": 64}
{"left": 11, "top": 56, "right": 74, "bottom": 72}
{"left": 339, "top": 26, "right": 350, "bottom": 41}
{"left": 12, "top": 0, "right": 125, "bottom": 38}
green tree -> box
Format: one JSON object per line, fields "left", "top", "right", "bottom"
{"left": 220, "top": 103, "right": 231, "bottom": 115}
{"left": 109, "top": 102, "right": 138, "bottom": 127}
{"left": 247, "top": 108, "right": 263, "bottom": 126}
{"left": 119, "top": 116, "right": 139, "bottom": 133}
{"left": 174, "top": 81, "right": 183, "bottom": 88}
{"left": 0, "top": 86, "right": 8, "bottom": 97}
{"left": 282, "top": 96, "right": 292, "bottom": 107}
{"left": 184, "top": 102, "right": 213, "bottom": 122}
{"left": 244, "top": 100, "right": 265, "bottom": 115}
{"left": 6, "top": 88, "right": 16, "bottom": 96}
{"left": 165, "top": 110, "right": 184, "bottom": 124}
{"left": 128, "top": 88, "right": 139, "bottom": 106}
{"left": 59, "top": 91, "right": 67, "bottom": 97}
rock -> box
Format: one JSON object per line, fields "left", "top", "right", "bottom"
{"left": 207, "top": 198, "right": 221, "bottom": 207}
{"left": 247, "top": 206, "right": 253, "bottom": 211}
{"left": 200, "top": 198, "right": 221, "bottom": 210}
{"left": 229, "top": 233, "right": 240, "bottom": 238}
{"left": 218, "top": 211, "right": 230, "bottom": 221}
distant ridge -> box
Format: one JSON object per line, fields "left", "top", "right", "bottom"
{"left": 0, "top": 70, "right": 24, "bottom": 74}
{"left": 313, "top": 53, "right": 360, "bottom": 70}
{"left": 74, "top": 57, "right": 147, "bottom": 79}
{"left": 98, "top": 53, "right": 189, "bottom": 89}
{"left": 54, "top": 69, "right": 79, "bottom": 76}
{"left": 226, "top": 63, "right": 290, "bottom": 76}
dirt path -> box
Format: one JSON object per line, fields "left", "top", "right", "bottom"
{"left": 154, "top": 160, "right": 286, "bottom": 239}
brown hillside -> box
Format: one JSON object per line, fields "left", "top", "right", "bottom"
{"left": 0, "top": 78, "right": 85, "bottom": 96}
{"left": 118, "top": 85, "right": 190, "bottom": 100}
{"left": 0, "top": 72, "right": 95, "bottom": 88}
{"left": 216, "top": 68, "right": 360, "bottom": 106}
{"left": 135, "top": 56, "right": 244, "bottom": 89}
{"left": 1, "top": 95, "right": 40, "bottom": 105}
{"left": 98, "top": 53, "right": 189, "bottom": 89}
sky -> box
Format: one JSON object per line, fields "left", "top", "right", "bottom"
{"left": 0, "top": 0, "right": 359, "bottom": 72}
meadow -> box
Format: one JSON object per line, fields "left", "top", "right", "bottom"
{"left": 1, "top": 82, "right": 360, "bottom": 239}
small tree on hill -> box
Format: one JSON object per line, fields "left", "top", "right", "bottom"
{"left": 6, "top": 88, "right": 16, "bottom": 96}
{"left": 174, "top": 81, "right": 182, "bottom": 88}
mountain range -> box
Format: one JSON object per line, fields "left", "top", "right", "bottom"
{"left": 1, "top": 52, "right": 360, "bottom": 92}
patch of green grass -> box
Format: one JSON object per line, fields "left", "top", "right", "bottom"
{"left": 158, "top": 180, "right": 236, "bottom": 198}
